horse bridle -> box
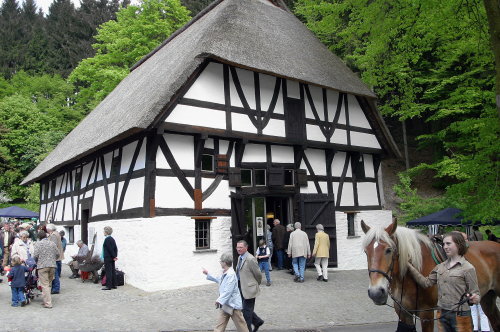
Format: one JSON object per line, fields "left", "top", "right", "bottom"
{"left": 368, "top": 238, "right": 398, "bottom": 283}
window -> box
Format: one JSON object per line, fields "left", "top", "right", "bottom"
{"left": 195, "top": 219, "right": 210, "bottom": 249}
{"left": 74, "top": 170, "right": 82, "bottom": 191}
{"left": 347, "top": 213, "right": 355, "bottom": 237}
{"left": 254, "top": 169, "right": 266, "bottom": 186}
{"left": 241, "top": 169, "right": 252, "bottom": 186}
{"left": 201, "top": 154, "right": 214, "bottom": 172}
{"left": 65, "top": 226, "right": 75, "bottom": 244}
{"left": 284, "top": 169, "right": 294, "bottom": 186}
{"left": 110, "top": 155, "right": 121, "bottom": 178}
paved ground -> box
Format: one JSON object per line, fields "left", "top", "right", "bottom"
{"left": 0, "top": 266, "right": 404, "bottom": 332}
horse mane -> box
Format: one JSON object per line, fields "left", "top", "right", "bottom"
{"left": 362, "top": 225, "right": 432, "bottom": 277}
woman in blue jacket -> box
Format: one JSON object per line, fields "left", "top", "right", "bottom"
{"left": 203, "top": 253, "right": 248, "bottom": 332}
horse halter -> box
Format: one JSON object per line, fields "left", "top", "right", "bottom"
{"left": 368, "top": 238, "right": 398, "bottom": 283}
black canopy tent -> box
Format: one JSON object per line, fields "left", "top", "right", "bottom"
{"left": 406, "top": 208, "right": 469, "bottom": 227}
{"left": 0, "top": 206, "right": 39, "bottom": 219}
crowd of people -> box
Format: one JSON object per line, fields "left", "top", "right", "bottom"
{"left": 0, "top": 220, "right": 119, "bottom": 309}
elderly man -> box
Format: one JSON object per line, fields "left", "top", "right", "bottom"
{"left": 271, "top": 219, "right": 286, "bottom": 270}
{"left": 236, "top": 240, "right": 264, "bottom": 332}
{"left": 68, "top": 240, "right": 90, "bottom": 279}
{"left": 287, "top": 222, "right": 311, "bottom": 283}
{"left": 33, "top": 230, "right": 59, "bottom": 309}
{"left": 46, "top": 224, "right": 64, "bottom": 294}
{"left": 102, "top": 226, "right": 118, "bottom": 290}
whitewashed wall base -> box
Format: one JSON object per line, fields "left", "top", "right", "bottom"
{"left": 335, "top": 210, "right": 392, "bottom": 270}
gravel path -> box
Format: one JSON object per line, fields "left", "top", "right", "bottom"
{"left": 0, "top": 266, "right": 397, "bottom": 332}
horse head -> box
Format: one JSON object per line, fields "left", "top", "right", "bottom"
{"left": 361, "top": 218, "right": 399, "bottom": 305}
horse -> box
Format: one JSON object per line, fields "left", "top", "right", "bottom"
{"left": 361, "top": 218, "right": 500, "bottom": 332}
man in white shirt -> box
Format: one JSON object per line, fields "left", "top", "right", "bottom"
{"left": 287, "top": 222, "right": 311, "bottom": 282}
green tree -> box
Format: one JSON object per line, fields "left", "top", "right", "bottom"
{"left": 0, "top": 72, "right": 76, "bottom": 200}
{"left": 295, "top": 0, "right": 499, "bottom": 223}
{"left": 0, "top": 0, "right": 22, "bottom": 78}
{"left": 69, "top": 0, "right": 191, "bottom": 112}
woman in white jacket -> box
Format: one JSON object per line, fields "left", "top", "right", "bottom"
{"left": 11, "top": 231, "right": 34, "bottom": 264}
{"left": 203, "top": 253, "right": 248, "bottom": 332}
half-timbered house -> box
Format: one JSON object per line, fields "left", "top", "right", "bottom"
{"left": 22, "top": 0, "right": 401, "bottom": 291}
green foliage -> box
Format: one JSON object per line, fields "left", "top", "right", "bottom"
{"left": 69, "top": 0, "right": 191, "bottom": 112}
{"left": 393, "top": 173, "right": 446, "bottom": 223}
{"left": 296, "top": 0, "right": 499, "bottom": 223}
{"left": 0, "top": 72, "right": 75, "bottom": 200}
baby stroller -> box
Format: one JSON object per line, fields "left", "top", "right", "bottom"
{"left": 23, "top": 261, "right": 39, "bottom": 305}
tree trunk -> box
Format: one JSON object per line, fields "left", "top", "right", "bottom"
{"left": 483, "top": 0, "right": 500, "bottom": 118}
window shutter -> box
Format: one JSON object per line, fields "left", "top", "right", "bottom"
{"left": 228, "top": 167, "right": 241, "bottom": 187}
{"left": 352, "top": 153, "right": 365, "bottom": 180}
{"left": 268, "top": 167, "right": 284, "bottom": 187}
{"left": 216, "top": 154, "right": 229, "bottom": 174}
{"left": 296, "top": 169, "right": 307, "bottom": 186}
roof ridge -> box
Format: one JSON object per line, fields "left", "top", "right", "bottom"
{"left": 130, "top": 0, "right": 224, "bottom": 72}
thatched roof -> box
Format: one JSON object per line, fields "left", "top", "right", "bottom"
{"left": 23, "top": 0, "right": 396, "bottom": 185}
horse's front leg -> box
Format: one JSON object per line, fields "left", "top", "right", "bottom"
{"left": 419, "top": 310, "right": 434, "bottom": 332}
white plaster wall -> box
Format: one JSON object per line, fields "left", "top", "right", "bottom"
{"left": 167, "top": 104, "right": 226, "bottom": 130}
{"left": 134, "top": 140, "right": 146, "bottom": 170}
{"left": 205, "top": 138, "right": 214, "bottom": 149}
{"left": 350, "top": 132, "right": 381, "bottom": 149}
{"left": 242, "top": 144, "right": 266, "bottom": 163}
{"left": 63, "top": 197, "right": 73, "bottom": 221}
{"left": 164, "top": 134, "right": 194, "bottom": 170}
{"left": 156, "top": 145, "right": 169, "bottom": 169}
{"left": 347, "top": 95, "right": 371, "bottom": 129}
{"left": 92, "top": 186, "right": 108, "bottom": 216}
{"left": 262, "top": 119, "right": 286, "bottom": 137}
{"left": 218, "top": 139, "right": 228, "bottom": 154}
{"left": 305, "top": 85, "right": 324, "bottom": 120}
{"left": 155, "top": 177, "right": 194, "bottom": 208}
{"left": 121, "top": 178, "right": 144, "bottom": 209}
{"left": 230, "top": 67, "right": 255, "bottom": 109}
{"left": 270, "top": 145, "right": 294, "bottom": 163}
{"left": 331, "top": 129, "right": 348, "bottom": 145}
{"left": 184, "top": 62, "right": 225, "bottom": 104}
{"left": 231, "top": 113, "right": 258, "bottom": 134}
{"left": 338, "top": 106, "right": 346, "bottom": 125}
{"left": 357, "top": 182, "right": 379, "bottom": 206}
{"left": 335, "top": 210, "right": 392, "bottom": 270}
{"left": 305, "top": 148, "right": 326, "bottom": 175}
{"left": 40, "top": 204, "right": 47, "bottom": 222}
{"left": 202, "top": 178, "right": 230, "bottom": 209}
{"left": 74, "top": 216, "right": 233, "bottom": 292}
{"left": 339, "top": 182, "right": 354, "bottom": 206}
{"left": 327, "top": 89, "right": 340, "bottom": 121}
{"left": 55, "top": 175, "right": 63, "bottom": 196}
{"left": 54, "top": 199, "right": 64, "bottom": 221}
{"left": 260, "top": 73, "right": 281, "bottom": 112}
{"left": 363, "top": 154, "right": 375, "bottom": 178}
{"left": 286, "top": 80, "right": 300, "bottom": 99}
{"left": 331, "top": 152, "right": 352, "bottom": 177}
{"left": 306, "top": 124, "right": 326, "bottom": 142}
{"left": 82, "top": 161, "right": 94, "bottom": 186}
{"left": 121, "top": 141, "right": 136, "bottom": 174}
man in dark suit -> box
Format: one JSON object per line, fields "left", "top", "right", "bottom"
{"left": 236, "top": 240, "right": 264, "bottom": 332}
{"left": 102, "top": 226, "right": 118, "bottom": 290}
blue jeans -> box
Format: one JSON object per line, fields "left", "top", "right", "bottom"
{"left": 258, "top": 261, "right": 271, "bottom": 282}
{"left": 51, "top": 261, "right": 61, "bottom": 292}
{"left": 11, "top": 287, "right": 25, "bottom": 306}
{"left": 292, "top": 256, "right": 307, "bottom": 280}
{"left": 276, "top": 249, "right": 284, "bottom": 269}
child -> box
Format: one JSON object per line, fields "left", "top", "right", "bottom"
{"left": 7, "top": 256, "right": 28, "bottom": 307}
{"left": 255, "top": 239, "right": 271, "bottom": 286}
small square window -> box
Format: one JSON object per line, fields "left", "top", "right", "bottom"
{"left": 201, "top": 154, "right": 214, "bottom": 172}
{"left": 195, "top": 219, "right": 210, "bottom": 249}
{"left": 347, "top": 213, "right": 355, "bottom": 237}
{"left": 241, "top": 169, "right": 252, "bottom": 186}
{"left": 65, "top": 226, "right": 75, "bottom": 244}
{"left": 255, "top": 169, "right": 266, "bottom": 186}
{"left": 284, "top": 169, "right": 294, "bottom": 186}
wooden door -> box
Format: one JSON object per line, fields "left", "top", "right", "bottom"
{"left": 297, "top": 193, "right": 337, "bottom": 267}
{"left": 81, "top": 209, "right": 89, "bottom": 245}
{"left": 284, "top": 97, "right": 306, "bottom": 143}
